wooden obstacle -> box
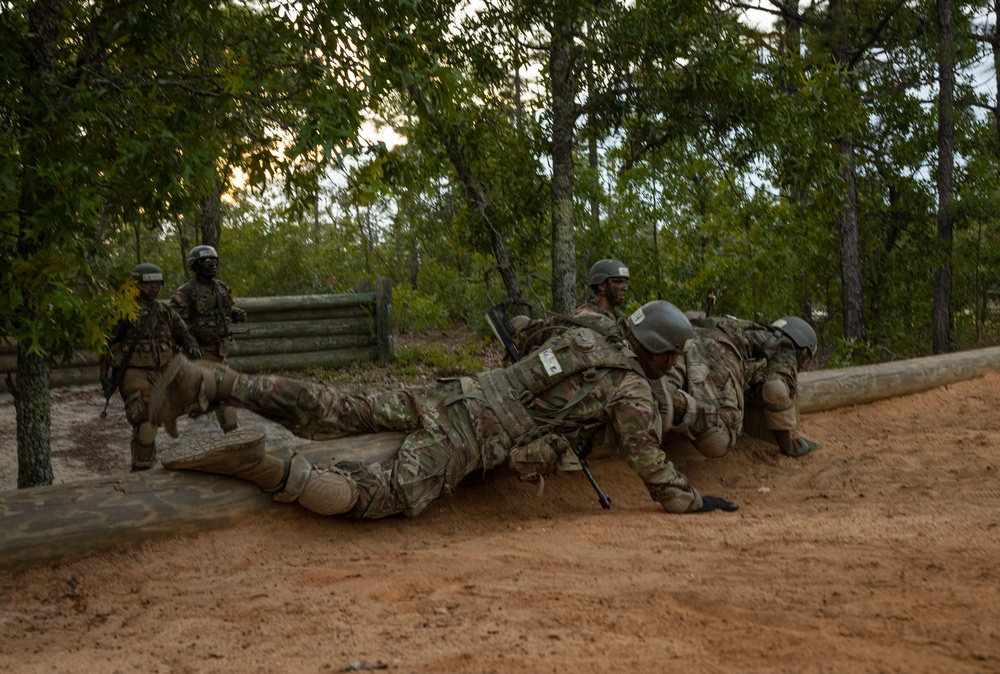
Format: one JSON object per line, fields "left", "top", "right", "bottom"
{"left": 0, "top": 282, "right": 395, "bottom": 390}
{"left": 1, "top": 347, "right": 997, "bottom": 570}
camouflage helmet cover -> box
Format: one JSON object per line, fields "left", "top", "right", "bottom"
{"left": 187, "top": 245, "right": 219, "bottom": 269}
{"left": 130, "top": 263, "right": 163, "bottom": 284}
{"left": 588, "top": 259, "right": 630, "bottom": 287}
{"left": 627, "top": 301, "right": 694, "bottom": 355}
{"left": 771, "top": 316, "right": 818, "bottom": 356}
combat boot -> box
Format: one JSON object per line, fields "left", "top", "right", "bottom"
{"left": 161, "top": 426, "right": 286, "bottom": 491}
{"left": 151, "top": 354, "right": 240, "bottom": 438}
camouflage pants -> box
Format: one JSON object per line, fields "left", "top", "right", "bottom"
{"left": 675, "top": 338, "right": 748, "bottom": 454}
{"left": 120, "top": 367, "right": 161, "bottom": 469}
{"left": 233, "top": 375, "right": 513, "bottom": 518}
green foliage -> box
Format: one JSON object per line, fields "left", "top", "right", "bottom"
{"left": 393, "top": 342, "right": 484, "bottom": 378}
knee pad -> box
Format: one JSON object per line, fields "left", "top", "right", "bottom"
{"left": 762, "top": 378, "right": 797, "bottom": 431}
{"left": 137, "top": 421, "right": 158, "bottom": 445}
{"left": 762, "top": 378, "right": 793, "bottom": 411}
{"left": 692, "top": 426, "right": 736, "bottom": 458}
{"left": 295, "top": 472, "right": 360, "bottom": 516}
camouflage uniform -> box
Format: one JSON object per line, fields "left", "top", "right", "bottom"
{"left": 209, "top": 325, "right": 704, "bottom": 517}
{"left": 170, "top": 278, "right": 246, "bottom": 432}
{"left": 666, "top": 316, "right": 801, "bottom": 457}
{"left": 107, "top": 301, "right": 198, "bottom": 469}
{"left": 573, "top": 300, "right": 626, "bottom": 336}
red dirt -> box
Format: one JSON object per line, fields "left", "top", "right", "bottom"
{"left": 1, "top": 371, "right": 998, "bottom": 673}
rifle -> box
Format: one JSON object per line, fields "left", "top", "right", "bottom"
{"left": 484, "top": 301, "right": 613, "bottom": 509}
{"left": 705, "top": 292, "right": 717, "bottom": 318}
{"left": 574, "top": 438, "right": 612, "bottom": 509}
{"left": 101, "top": 305, "right": 156, "bottom": 418}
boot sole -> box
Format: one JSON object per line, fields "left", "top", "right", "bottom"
{"left": 161, "top": 426, "right": 267, "bottom": 471}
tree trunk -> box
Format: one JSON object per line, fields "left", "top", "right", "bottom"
{"left": 827, "top": 0, "right": 867, "bottom": 342}
{"left": 11, "top": 0, "right": 66, "bottom": 488}
{"left": 836, "top": 134, "right": 867, "bottom": 341}
{"left": 932, "top": 0, "right": 955, "bottom": 354}
{"left": 406, "top": 83, "right": 523, "bottom": 304}
{"left": 199, "top": 178, "right": 224, "bottom": 250}
{"left": 14, "top": 348, "right": 54, "bottom": 488}
{"left": 549, "top": 11, "right": 577, "bottom": 314}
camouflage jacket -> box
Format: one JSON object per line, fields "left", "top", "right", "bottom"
{"left": 169, "top": 278, "right": 244, "bottom": 352}
{"left": 573, "top": 300, "right": 626, "bottom": 337}
{"left": 481, "top": 324, "right": 702, "bottom": 512}
{"left": 666, "top": 316, "right": 800, "bottom": 438}
{"left": 107, "top": 300, "right": 197, "bottom": 370}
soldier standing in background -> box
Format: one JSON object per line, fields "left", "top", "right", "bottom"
{"left": 169, "top": 245, "right": 248, "bottom": 434}
{"left": 99, "top": 263, "right": 201, "bottom": 471}
{"left": 574, "top": 259, "right": 631, "bottom": 332}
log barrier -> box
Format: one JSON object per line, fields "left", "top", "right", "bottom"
{"left": 0, "top": 346, "right": 997, "bottom": 570}
{"left": 0, "top": 281, "right": 395, "bottom": 390}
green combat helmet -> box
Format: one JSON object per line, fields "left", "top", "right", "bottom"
{"left": 771, "top": 316, "right": 817, "bottom": 356}
{"left": 187, "top": 245, "right": 218, "bottom": 269}
{"left": 130, "top": 263, "right": 163, "bottom": 283}
{"left": 588, "top": 259, "right": 630, "bottom": 287}
{"left": 627, "top": 301, "right": 694, "bottom": 354}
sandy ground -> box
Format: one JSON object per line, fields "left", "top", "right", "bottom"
{"left": 1, "top": 371, "right": 999, "bottom": 673}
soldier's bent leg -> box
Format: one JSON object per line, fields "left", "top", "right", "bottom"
{"left": 267, "top": 454, "right": 360, "bottom": 515}
{"left": 691, "top": 426, "right": 737, "bottom": 458}
{"left": 164, "top": 429, "right": 361, "bottom": 516}
{"left": 130, "top": 421, "right": 158, "bottom": 471}
{"left": 150, "top": 355, "right": 241, "bottom": 437}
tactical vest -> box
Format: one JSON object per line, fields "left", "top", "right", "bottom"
{"left": 110, "top": 303, "right": 177, "bottom": 369}
{"left": 182, "top": 279, "right": 229, "bottom": 331}
{"left": 477, "top": 326, "right": 644, "bottom": 445}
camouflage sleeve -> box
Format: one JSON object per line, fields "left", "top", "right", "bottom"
{"left": 165, "top": 304, "right": 198, "bottom": 352}
{"left": 606, "top": 372, "right": 702, "bottom": 513}
{"left": 763, "top": 338, "right": 799, "bottom": 393}
{"left": 169, "top": 283, "right": 193, "bottom": 322}
{"left": 219, "top": 281, "right": 235, "bottom": 312}
{"left": 220, "top": 282, "right": 247, "bottom": 322}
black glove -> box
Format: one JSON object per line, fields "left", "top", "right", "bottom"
{"left": 783, "top": 437, "right": 822, "bottom": 458}
{"left": 187, "top": 346, "right": 203, "bottom": 360}
{"left": 698, "top": 495, "right": 739, "bottom": 513}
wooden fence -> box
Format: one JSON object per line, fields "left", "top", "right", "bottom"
{"left": 0, "top": 280, "right": 394, "bottom": 389}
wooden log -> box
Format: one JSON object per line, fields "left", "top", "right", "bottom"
{"left": 5, "top": 346, "right": 996, "bottom": 570}
{"left": 0, "top": 433, "right": 406, "bottom": 569}
{"left": 230, "top": 335, "right": 374, "bottom": 358}
{"left": 239, "top": 318, "right": 373, "bottom": 339}
{"left": 797, "top": 346, "right": 1000, "bottom": 413}
{"left": 227, "top": 347, "right": 379, "bottom": 373}
{"left": 239, "top": 293, "right": 375, "bottom": 313}
{"left": 240, "top": 306, "right": 373, "bottom": 323}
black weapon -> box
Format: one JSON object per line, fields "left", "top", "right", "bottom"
{"left": 574, "top": 438, "right": 612, "bottom": 509}
{"left": 483, "top": 301, "right": 521, "bottom": 362}
{"left": 485, "top": 301, "right": 612, "bottom": 509}
{"left": 100, "top": 305, "right": 156, "bottom": 418}
{"left": 705, "top": 292, "right": 717, "bottom": 317}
